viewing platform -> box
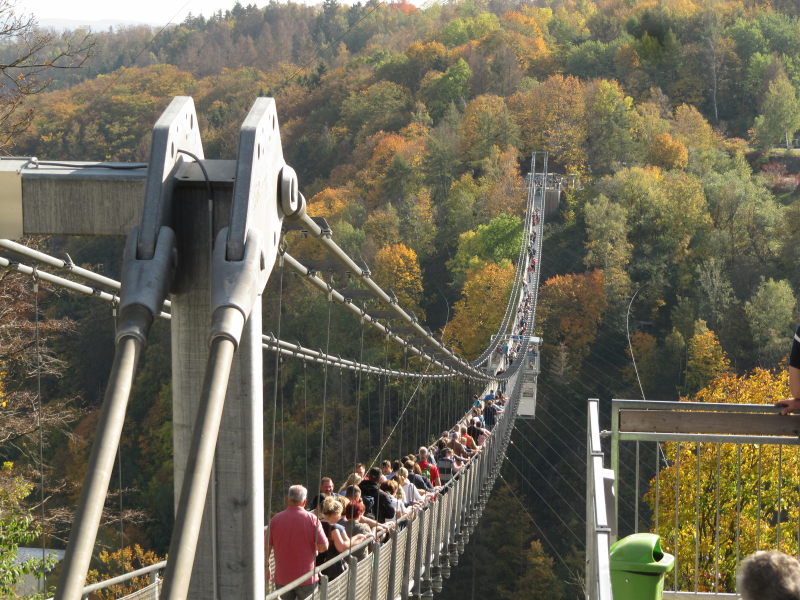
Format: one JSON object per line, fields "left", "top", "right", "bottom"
{"left": 587, "top": 398, "right": 800, "bottom": 599}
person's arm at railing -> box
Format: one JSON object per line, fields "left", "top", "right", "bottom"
{"left": 776, "top": 329, "right": 800, "bottom": 414}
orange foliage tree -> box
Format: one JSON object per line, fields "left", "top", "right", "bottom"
{"left": 442, "top": 262, "right": 515, "bottom": 359}
{"left": 647, "top": 132, "right": 689, "bottom": 170}
{"left": 537, "top": 270, "right": 607, "bottom": 369}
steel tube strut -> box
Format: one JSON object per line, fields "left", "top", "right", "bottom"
{"left": 55, "top": 334, "right": 144, "bottom": 600}
{"left": 162, "top": 337, "right": 237, "bottom": 599}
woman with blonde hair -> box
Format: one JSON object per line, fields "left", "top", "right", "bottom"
{"left": 396, "top": 467, "right": 424, "bottom": 506}
{"left": 316, "top": 496, "right": 371, "bottom": 579}
{"left": 339, "top": 472, "right": 362, "bottom": 494}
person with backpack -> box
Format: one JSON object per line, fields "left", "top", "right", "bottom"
{"left": 483, "top": 399, "right": 499, "bottom": 430}
{"left": 417, "top": 446, "right": 441, "bottom": 487}
{"left": 358, "top": 467, "right": 396, "bottom": 523}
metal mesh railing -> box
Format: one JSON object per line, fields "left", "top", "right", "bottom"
{"left": 260, "top": 366, "right": 522, "bottom": 600}
{"left": 609, "top": 399, "right": 800, "bottom": 598}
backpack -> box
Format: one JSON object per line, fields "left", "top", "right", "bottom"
{"left": 362, "top": 494, "right": 375, "bottom": 518}
{"left": 420, "top": 462, "right": 432, "bottom": 482}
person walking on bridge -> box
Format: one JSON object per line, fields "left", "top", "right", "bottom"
{"left": 267, "top": 485, "right": 328, "bottom": 599}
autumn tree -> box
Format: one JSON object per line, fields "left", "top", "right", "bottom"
{"left": 0, "top": 1, "right": 92, "bottom": 150}
{"left": 479, "top": 146, "right": 526, "bottom": 221}
{"left": 537, "top": 270, "right": 607, "bottom": 371}
{"left": 443, "top": 261, "right": 515, "bottom": 359}
{"left": 21, "top": 65, "right": 196, "bottom": 161}
{"left": 459, "top": 94, "right": 519, "bottom": 168}
{"left": 645, "top": 368, "right": 797, "bottom": 593}
{"left": 85, "top": 545, "right": 164, "bottom": 599}
{"left": 646, "top": 132, "right": 688, "bottom": 170}
{"left": 684, "top": 322, "right": 731, "bottom": 395}
{"left": 509, "top": 74, "right": 587, "bottom": 172}
{"left": 371, "top": 244, "right": 424, "bottom": 316}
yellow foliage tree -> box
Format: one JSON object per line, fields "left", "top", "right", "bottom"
{"left": 645, "top": 368, "right": 797, "bottom": 593}
{"left": 86, "top": 545, "right": 164, "bottom": 599}
{"left": 371, "top": 244, "right": 424, "bottom": 316}
{"left": 684, "top": 324, "right": 731, "bottom": 395}
{"left": 442, "top": 262, "right": 515, "bottom": 359}
{"left": 509, "top": 74, "right": 588, "bottom": 172}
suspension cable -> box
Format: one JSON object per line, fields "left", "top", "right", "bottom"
{"left": 317, "top": 290, "right": 333, "bottom": 491}
{"left": 267, "top": 256, "right": 285, "bottom": 522}
{"left": 32, "top": 271, "right": 47, "bottom": 590}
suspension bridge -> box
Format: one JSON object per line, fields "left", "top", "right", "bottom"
{"left": 4, "top": 92, "right": 793, "bottom": 600}
{"left": 0, "top": 96, "right": 550, "bottom": 600}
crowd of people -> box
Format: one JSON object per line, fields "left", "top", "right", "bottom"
{"left": 266, "top": 388, "right": 509, "bottom": 598}
{"left": 266, "top": 203, "right": 541, "bottom": 598}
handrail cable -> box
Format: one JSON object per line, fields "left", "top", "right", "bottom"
{"left": 293, "top": 211, "right": 489, "bottom": 379}
{"left": 0, "top": 254, "right": 462, "bottom": 380}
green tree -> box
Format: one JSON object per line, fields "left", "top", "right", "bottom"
{"left": 584, "top": 194, "right": 632, "bottom": 315}
{"left": 339, "top": 80, "right": 413, "bottom": 139}
{"left": 438, "top": 173, "right": 482, "bottom": 252}
{"left": 585, "top": 79, "right": 642, "bottom": 174}
{"left": 447, "top": 214, "right": 522, "bottom": 289}
{"left": 0, "top": 463, "right": 56, "bottom": 599}
{"left": 752, "top": 72, "right": 800, "bottom": 150}
{"left": 744, "top": 278, "right": 796, "bottom": 367}
{"left": 695, "top": 257, "right": 735, "bottom": 334}
{"left": 419, "top": 59, "right": 471, "bottom": 122}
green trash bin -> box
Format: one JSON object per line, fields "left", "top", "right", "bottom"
{"left": 609, "top": 533, "right": 675, "bottom": 600}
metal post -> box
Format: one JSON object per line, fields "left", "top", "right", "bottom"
{"left": 370, "top": 541, "right": 383, "bottom": 600}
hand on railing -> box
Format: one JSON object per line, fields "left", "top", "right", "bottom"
{"left": 775, "top": 397, "right": 800, "bottom": 415}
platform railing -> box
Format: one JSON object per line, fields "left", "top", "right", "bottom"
{"left": 586, "top": 399, "right": 614, "bottom": 600}
{"left": 608, "top": 398, "right": 800, "bottom": 598}
{"left": 45, "top": 560, "right": 167, "bottom": 600}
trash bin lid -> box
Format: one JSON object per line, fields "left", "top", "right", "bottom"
{"left": 610, "top": 533, "right": 675, "bottom": 574}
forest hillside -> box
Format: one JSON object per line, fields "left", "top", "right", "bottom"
{"left": 3, "top": 0, "right": 800, "bottom": 597}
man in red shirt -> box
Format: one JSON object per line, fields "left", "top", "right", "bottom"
{"left": 417, "top": 446, "right": 441, "bottom": 487}
{"left": 267, "top": 485, "right": 328, "bottom": 599}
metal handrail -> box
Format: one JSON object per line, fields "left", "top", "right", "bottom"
{"left": 44, "top": 561, "right": 167, "bottom": 600}
{"left": 586, "top": 399, "right": 614, "bottom": 600}
{"left": 262, "top": 367, "right": 524, "bottom": 599}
